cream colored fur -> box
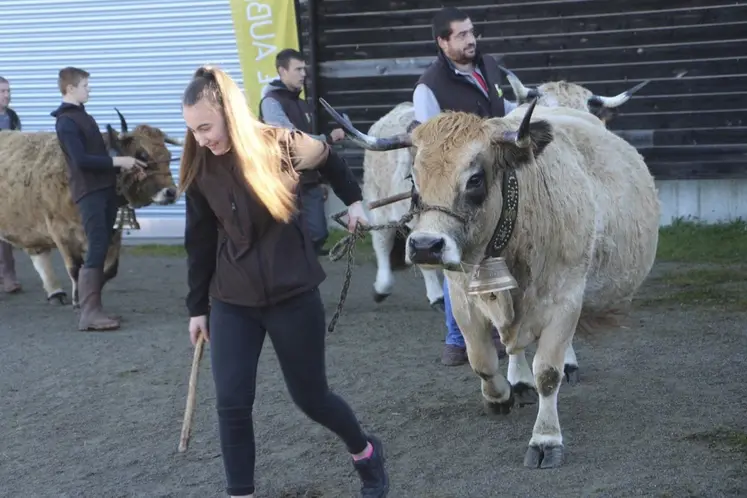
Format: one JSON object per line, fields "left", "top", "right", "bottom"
{"left": 406, "top": 104, "right": 660, "bottom": 466}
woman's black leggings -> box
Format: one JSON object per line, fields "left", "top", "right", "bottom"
{"left": 208, "top": 287, "right": 369, "bottom": 496}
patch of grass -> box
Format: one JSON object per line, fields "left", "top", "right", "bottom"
{"left": 654, "top": 267, "right": 747, "bottom": 287}
{"left": 638, "top": 264, "right": 747, "bottom": 311}
{"left": 683, "top": 427, "right": 747, "bottom": 456}
{"left": 657, "top": 218, "right": 747, "bottom": 264}
{"left": 637, "top": 286, "right": 747, "bottom": 311}
{"left": 125, "top": 244, "right": 186, "bottom": 258}
{"left": 323, "top": 228, "right": 374, "bottom": 259}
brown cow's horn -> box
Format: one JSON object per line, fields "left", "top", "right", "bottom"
{"left": 501, "top": 97, "right": 538, "bottom": 147}
{"left": 164, "top": 136, "right": 183, "bottom": 146}
{"left": 498, "top": 66, "right": 539, "bottom": 102}
{"left": 588, "top": 79, "right": 650, "bottom": 109}
{"left": 319, "top": 98, "right": 412, "bottom": 151}
{"left": 114, "top": 107, "right": 128, "bottom": 133}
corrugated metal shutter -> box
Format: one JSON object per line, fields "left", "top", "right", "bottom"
{"left": 2, "top": 0, "right": 243, "bottom": 237}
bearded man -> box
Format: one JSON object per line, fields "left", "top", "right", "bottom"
{"left": 412, "top": 7, "right": 517, "bottom": 366}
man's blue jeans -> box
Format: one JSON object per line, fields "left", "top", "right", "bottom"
{"left": 300, "top": 183, "right": 329, "bottom": 253}
{"left": 443, "top": 278, "right": 466, "bottom": 348}
{"left": 443, "top": 278, "right": 500, "bottom": 348}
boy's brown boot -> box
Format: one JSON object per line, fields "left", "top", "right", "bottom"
{"left": 78, "top": 267, "right": 120, "bottom": 331}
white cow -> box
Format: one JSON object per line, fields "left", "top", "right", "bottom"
{"left": 361, "top": 102, "right": 445, "bottom": 310}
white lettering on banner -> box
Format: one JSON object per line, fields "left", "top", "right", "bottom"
{"left": 250, "top": 19, "right": 273, "bottom": 40}
{"left": 245, "top": 1, "right": 277, "bottom": 63}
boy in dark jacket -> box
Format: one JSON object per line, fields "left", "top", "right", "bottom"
{"left": 51, "top": 66, "right": 146, "bottom": 331}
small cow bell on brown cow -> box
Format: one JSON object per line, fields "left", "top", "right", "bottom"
{"left": 467, "top": 257, "right": 518, "bottom": 296}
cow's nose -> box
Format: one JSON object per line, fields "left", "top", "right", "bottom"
{"left": 408, "top": 235, "right": 445, "bottom": 265}
{"left": 164, "top": 187, "right": 177, "bottom": 201}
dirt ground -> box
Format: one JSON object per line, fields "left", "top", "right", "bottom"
{"left": 1, "top": 245, "right": 746, "bottom": 498}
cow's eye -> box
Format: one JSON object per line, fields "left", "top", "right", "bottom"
{"left": 464, "top": 170, "right": 487, "bottom": 206}
{"left": 466, "top": 171, "right": 484, "bottom": 189}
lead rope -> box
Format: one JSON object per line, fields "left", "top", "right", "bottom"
{"left": 325, "top": 204, "right": 467, "bottom": 333}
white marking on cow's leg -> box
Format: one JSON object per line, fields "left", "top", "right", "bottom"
{"left": 28, "top": 251, "right": 67, "bottom": 305}
{"left": 69, "top": 267, "right": 80, "bottom": 308}
{"left": 524, "top": 303, "right": 581, "bottom": 469}
{"left": 43, "top": 222, "right": 80, "bottom": 309}
{"left": 420, "top": 267, "right": 444, "bottom": 310}
{"left": 507, "top": 351, "right": 534, "bottom": 385}
{"left": 507, "top": 351, "right": 539, "bottom": 406}
{"left": 371, "top": 227, "right": 396, "bottom": 302}
{"left": 563, "top": 341, "right": 580, "bottom": 385}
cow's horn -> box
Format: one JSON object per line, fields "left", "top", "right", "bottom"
{"left": 164, "top": 135, "right": 183, "bottom": 146}
{"left": 319, "top": 98, "right": 412, "bottom": 151}
{"left": 501, "top": 97, "right": 538, "bottom": 148}
{"left": 114, "top": 107, "right": 128, "bottom": 133}
{"left": 498, "top": 66, "right": 539, "bottom": 102}
{"left": 588, "top": 79, "right": 650, "bottom": 109}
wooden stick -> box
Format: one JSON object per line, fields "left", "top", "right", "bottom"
{"left": 367, "top": 190, "right": 412, "bottom": 210}
{"left": 178, "top": 332, "right": 206, "bottom": 452}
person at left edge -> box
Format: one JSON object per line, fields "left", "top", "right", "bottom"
{"left": 179, "top": 65, "right": 389, "bottom": 498}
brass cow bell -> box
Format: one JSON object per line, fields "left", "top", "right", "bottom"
{"left": 467, "top": 257, "right": 518, "bottom": 296}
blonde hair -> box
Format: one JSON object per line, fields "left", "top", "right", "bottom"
{"left": 178, "top": 65, "right": 299, "bottom": 223}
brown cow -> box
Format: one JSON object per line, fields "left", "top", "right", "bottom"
{"left": 0, "top": 110, "right": 181, "bottom": 308}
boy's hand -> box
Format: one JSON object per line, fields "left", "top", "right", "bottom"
{"left": 113, "top": 156, "right": 147, "bottom": 169}
{"left": 113, "top": 157, "right": 147, "bottom": 179}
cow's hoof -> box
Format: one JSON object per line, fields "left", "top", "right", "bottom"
{"left": 564, "top": 364, "right": 580, "bottom": 385}
{"left": 372, "top": 290, "right": 390, "bottom": 303}
{"left": 512, "top": 382, "right": 538, "bottom": 407}
{"left": 429, "top": 297, "right": 445, "bottom": 312}
{"left": 47, "top": 291, "right": 68, "bottom": 305}
{"left": 524, "top": 443, "right": 564, "bottom": 469}
{"left": 483, "top": 389, "right": 514, "bottom": 416}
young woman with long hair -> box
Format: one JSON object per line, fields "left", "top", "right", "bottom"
{"left": 179, "top": 65, "right": 389, "bottom": 498}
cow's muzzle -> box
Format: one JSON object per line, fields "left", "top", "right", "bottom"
{"left": 152, "top": 186, "right": 178, "bottom": 205}
{"left": 408, "top": 233, "right": 445, "bottom": 266}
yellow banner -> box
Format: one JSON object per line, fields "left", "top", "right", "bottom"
{"left": 229, "top": 0, "right": 302, "bottom": 113}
